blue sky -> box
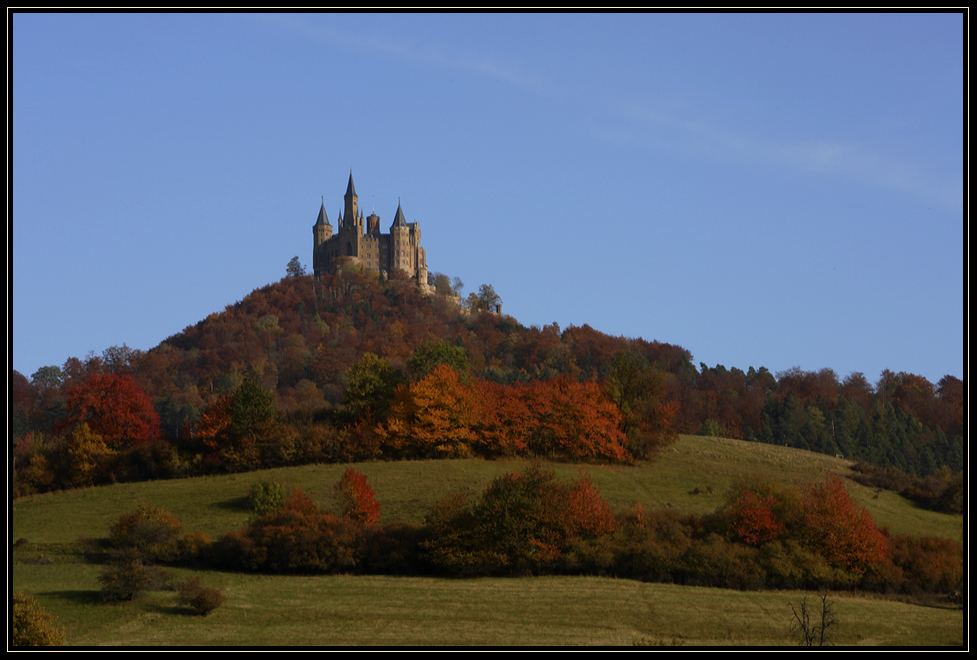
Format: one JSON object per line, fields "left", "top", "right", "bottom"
{"left": 12, "top": 13, "right": 964, "bottom": 387}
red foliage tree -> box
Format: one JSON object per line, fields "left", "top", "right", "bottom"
{"left": 800, "top": 476, "right": 888, "bottom": 573}
{"left": 55, "top": 373, "right": 160, "bottom": 449}
{"left": 335, "top": 468, "right": 381, "bottom": 525}
{"left": 562, "top": 472, "right": 618, "bottom": 538}
{"left": 726, "top": 488, "right": 784, "bottom": 546}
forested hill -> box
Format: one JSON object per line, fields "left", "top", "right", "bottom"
{"left": 12, "top": 265, "right": 964, "bottom": 495}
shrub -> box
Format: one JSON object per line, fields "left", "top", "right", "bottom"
{"left": 680, "top": 533, "right": 766, "bottom": 590}
{"left": 177, "top": 531, "right": 213, "bottom": 564}
{"left": 248, "top": 480, "right": 288, "bottom": 516}
{"left": 226, "top": 489, "right": 363, "bottom": 573}
{"left": 109, "top": 501, "right": 182, "bottom": 563}
{"left": 421, "top": 464, "right": 618, "bottom": 576}
{"left": 175, "top": 577, "right": 225, "bottom": 615}
{"left": 889, "top": 534, "right": 964, "bottom": 594}
{"left": 98, "top": 553, "right": 172, "bottom": 601}
{"left": 12, "top": 592, "right": 66, "bottom": 646}
{"left": 568, "top": 506, "right": 698, "bottom": 583}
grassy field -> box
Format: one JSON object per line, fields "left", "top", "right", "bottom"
{"left": 11, "top": 435, "right": 965, "bottom": 646}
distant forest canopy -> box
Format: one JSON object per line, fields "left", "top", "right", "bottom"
{"left": 12, "top": 263, "right": 963, "bottom": 496}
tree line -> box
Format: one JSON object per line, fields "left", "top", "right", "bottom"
{"left": 11, "top": 264, "right": 964, "bottom": 496}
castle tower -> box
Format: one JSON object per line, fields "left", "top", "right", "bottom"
{"left": 343, "top": 172, "right": 358, "bottom": 229}
{"left": 390, "top": 200, "right": 409, "bottom": 273}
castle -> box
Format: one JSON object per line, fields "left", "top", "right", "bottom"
{"left": 313, "top": 173, "right": 428, "bottom": 288}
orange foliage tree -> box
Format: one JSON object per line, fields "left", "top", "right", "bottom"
{"left": 381, "top": 364, "right": 480, "bottom": 458}
{"left": 520, "top": 377, "right": 629, "bottom": 461}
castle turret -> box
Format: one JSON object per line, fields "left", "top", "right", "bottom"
{"left": 312, "top": 199, "right": 333, "bottom": 275}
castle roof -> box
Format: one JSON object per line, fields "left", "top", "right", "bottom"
{"left": 316, "top": 201, "right": 331, "bottom": 226}
{"left": 345, "top": 172, "right": 357, "bottom": 199}
{"left": 391, "top": 201, "right": 408, "bottom": 228}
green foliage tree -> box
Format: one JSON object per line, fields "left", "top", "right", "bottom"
{"left": 229, "top": 377, "right": 277, "bottom": 442}
{"left": 407, "top": 340, "right": 469, "bottom": 380}
{"left": 476, "top": 284, "right": 501, "bottom": 312}
{"left": 12, "top": 592, "right": 66, "bottom": 646}
{"left": 343, "top": 353, "right": 405, "bottom": 421}
{"left": 286, "top": 256, "right": 306, "bottom": 277}
{"left": 30, "top": 365, "right": 63, "bottom": 389}
{"left": 249, "top": 480, "right": 288, "bottom": 516}
{"left": 604, "top": 350, "right": 677, "bottom": 458}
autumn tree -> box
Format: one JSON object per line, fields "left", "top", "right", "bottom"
{"left": 726, "top": 488, "right": 784, "bottom": 546}
{"left": 800, "top": 476, "right": 888, "bottom": 574}
{"left": 476, "top": 284, "right": 502, "bottom": 312}
{"left": 55, "top": 373, "right": 160, "bottom": 449}
{"left": 64, "top": 423, "right": 115, "bottom": 488}
{"left": 382, "top": 364, "right": 480, "bottom": 458}
{"left": 189, "top": 376, "right": 284, "bottom": 472}
{"left": 335, "top": 468, "right": 381, "bottom": 524}
{"left": 12, "top": 592, "right": 66, "bottom": 646}
{"left": 520, "top": 377, "right": 629, "bottom": 461}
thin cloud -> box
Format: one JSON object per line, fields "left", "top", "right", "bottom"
{"left": 264, "top": 14, "right": 961, "bottom": 212}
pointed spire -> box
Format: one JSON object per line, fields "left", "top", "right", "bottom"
{"left": 391, "top": 199, "right": 408, "bottom": 228}
{"left": 345, "top": 171, "right": 357, "bottom": 198}
{"left": 316, "top": 197, "right": 331, "bottom": 226}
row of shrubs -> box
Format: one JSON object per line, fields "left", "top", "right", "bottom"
{"left": 848, "top": 461, "right": 964, "bottom": 514}
{"left": 88, "top": 468, "right": 964, "bottom": 601}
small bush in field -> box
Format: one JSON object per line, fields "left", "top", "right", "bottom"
{"left": 98, "top": 553, "right": 172, "bottom": 601}
{"left": 12, "top": 592, "right": 66, "bottom": 646}
{"left": 335, "top": 468, "right": 381, "bottom": 524}
{"left": 248, "top": 480, "right": 288, "bottom": 516}
{"left": 176, "top": 577, "right": 225, "bottom": 615}
{"left": 177, "top": 531, "right": 213, "bottom": 563}
{"left": 109, "top": 501, "right": 182, "bottom": 563}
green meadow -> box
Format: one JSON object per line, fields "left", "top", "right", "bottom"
{"left": 12, "top": 435, "right": 964, "bottom": 646}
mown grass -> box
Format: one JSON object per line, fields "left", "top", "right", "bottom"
{"left": 11, "top": 435, "right": 964, "bottom": 646}
{"left": 12, "top": 562, "right": 963, "bottom": 646}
